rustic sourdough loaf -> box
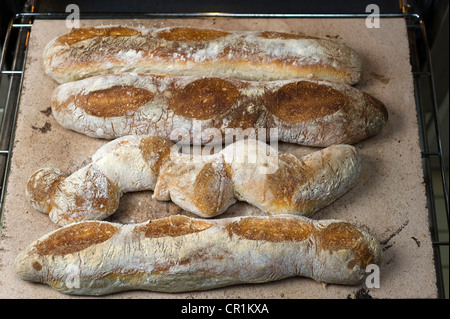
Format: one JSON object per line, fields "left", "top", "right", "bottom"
{"left": 51, "top": 73, "right": 388, "bottom": 147}
{"left": 26, "top": 136, "right": 361, "bottom": 226}
{"left": 14, "top": 214, "right": 381, "bottom": 295}
{"left": 43, "top": 26, "right": 364, "bottom": 84}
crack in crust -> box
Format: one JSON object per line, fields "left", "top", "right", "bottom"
{"left": 35, "top": 221, "right": 119, "bottom": 256}
{"left": 157, "top": 27, "right": 231, "bottom": 42}
{"left": 136, "top": 215, "right": 214, "bottom": 239}
{"left": 226, "top": 216, "right": 314, "bottom": 242}
{"left": 56, "top": 26, "right": 141, "bottom": 46}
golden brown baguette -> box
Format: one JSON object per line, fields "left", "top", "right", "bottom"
{"left": 43, "top": 26, "right": 363, "bottom": 84}
{"left": 26, "top": 135, "right": 361, "bottom": 226}
{"left": 14, "top": 214, "right": 381, "bottom": 295}
{"left": 51, "top": 73, "right": 388, "bottom": 147}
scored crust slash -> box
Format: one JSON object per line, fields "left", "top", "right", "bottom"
{"left": 15, "top": 25, "right": 386, "bottom": 296}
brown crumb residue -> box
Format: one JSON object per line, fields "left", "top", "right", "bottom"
{"left": 370, "top": 72, "right": 390, "bottom": 84}
{"left": 32, "top": 122, "right": 52, "bottom": 133}
{"left": 40, "top": 107, "right": 52, "bottom": 117}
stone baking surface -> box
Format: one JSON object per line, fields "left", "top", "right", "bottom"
{"left": 0, "top": 18, "right": 437, "bottom": 298}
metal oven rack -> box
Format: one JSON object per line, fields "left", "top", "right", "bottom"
{"left": 0, "top": 9, "right": 448, "bottom": 299}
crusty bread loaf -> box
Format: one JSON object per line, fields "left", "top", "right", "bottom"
{"left": 14, "top": 214, "right": 381, "bottom": 295}
{"left": 26, "top": 135, "right": 361, "bottom": 226}
{"left": 43, "top": 26, "right": 363, "bottom": 85}
{"left": 51, "top": 73, "right": 387, "bottom": 147}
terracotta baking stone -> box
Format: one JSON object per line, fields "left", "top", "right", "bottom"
{"left": 0, "top": 17, "right": 438, "bottom": 299}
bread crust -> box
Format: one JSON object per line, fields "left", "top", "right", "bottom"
{"left": 26, "top": 136, "right": 361, "bottom": 226}
{"left": 51, "top": 73, "right": 387, "bottom": 147}
{"left": 43, "top": 26, "right": 364, "bottom": 84}
{"left": 14, "top": 215, "right": 381, "bottom": 295}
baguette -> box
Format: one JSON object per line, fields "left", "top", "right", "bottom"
{"left": 26, "top": 135, "right": 361, "bottom": 226}
{"left": 43, "top": 26, "right": 363, "bottom": 85}
{"left": 51, "top": 73, "right": 388, "bottom": 147}
{"left": 14, "top": 214, "right": 381, "bottom": 295}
